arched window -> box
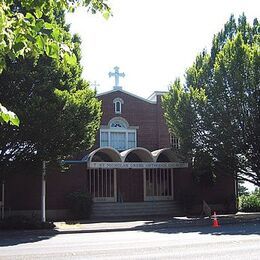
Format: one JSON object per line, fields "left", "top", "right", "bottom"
{"left": 100, "top": 118, "right": 137, "bottom": 151}
{"left": 113, "top": 98, "right": 124, "bottom": 114}
{"left": 115, "top": 101, "right": 121, "bottom": 114}
{"left": 110, "top": 120, "right": 126, "bottom": 128}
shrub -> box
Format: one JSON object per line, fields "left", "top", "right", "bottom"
{"left": 239, "top": 193, "right": 260, "bottom": 212}
{"left": 66, "top": 191, "right": 93, "bottom": 219}
{"left": 0, "top": 216, "right": 55, "bottom": 230}
{"left": 253, "top": 188, "right": 260, "bottom": 197}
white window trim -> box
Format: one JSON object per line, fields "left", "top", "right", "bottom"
{"left": 100, "top": 117, "right": 138, "bottom": 150}
{"left": 100, "top": 128, "right": 137, "bottom": 150}
{"left": 114, "top": 101, "right": 121, "bottom": 114}
{"left": 113, "top": 98, "right": 124, "bottom": 115}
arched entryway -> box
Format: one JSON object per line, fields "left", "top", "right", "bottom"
{"left": 87, "top": 147, "right": 122, "bottom": 202}
{"left": 143, "top": 148, "right": 178, "bottom": 201}
{"left": 115, "top": 148, "right": 154, "bottom": 202}
{"left": 121, "top": 147, "right": 154, "bottom": 162}
{"left": 86, "top": 147, "right": 187, "bottom": 203}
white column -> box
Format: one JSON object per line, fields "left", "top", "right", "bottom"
{"left": 143, "top": 169, "right": 146, "bottom": 201}
{"left": 156, "top": 169, "right": 159, "bottom": 196}
{"left": 101, "top": 169, "right": 103, "bottom": 197}
{"left": 114, "top": 169, "right": 117, "bottom": 202}
{"left": 171, "top": 169, "right": 174, "bottom": 200}
{"left": 159, "top": 169, "right": 162, "bottom": 196}
{"left": 163, "top": 169, "right": 166, "bottom": 197}
{"left": 89, "top": 169, "right": 92, "bottom": 196}
{"left": 105, "top": 169, "right": 108, "bottom": 198}
{"left": 152, "top": 169, "right": 155, "bottom": 197}
{"left": 92, "top": 169, "right": 96, "bottom": 199}
{"left": 108, "top": 169, "right": 111, "bottom": 197}
{"left": 97, "top": 169, "right": 100, "bottom": 197}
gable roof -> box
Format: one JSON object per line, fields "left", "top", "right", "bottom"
{"left": 97, "top": 89, "right": 157, "bottom": 104}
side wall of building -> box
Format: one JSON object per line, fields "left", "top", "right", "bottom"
{"left": 3, "top": 166, "right": 236, "bottom": 220}
{"left": 4, "top": 165, "right": 87, "bottom": 220}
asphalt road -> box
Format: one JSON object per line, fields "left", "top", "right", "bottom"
{"left": 0, "top": 222, "right": 260, "bottom": 259}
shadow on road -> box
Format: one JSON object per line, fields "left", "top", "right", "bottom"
{"left": 0, "top": 229, "right": 59, "bottom": 247}
{"left": 60, "top": 217, "right": 260, "bottom": 236}
{"left": 134, "top": 219, "right": 260, "bottom": 236}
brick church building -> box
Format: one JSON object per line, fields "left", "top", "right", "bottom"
{"left": 1, "top": 67, "right": 237, "bottom": 220}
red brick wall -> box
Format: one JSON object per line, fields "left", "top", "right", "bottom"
{"left": 94, "top": 90, "right": 170, "bottom": 151}
{"left": 4, "top": 164, "right": 87, "bottom": 211}
{"left": 46, "top": 165, "right": 87, "bottom": 209}
{"left": 5, "top": 173, "right": 42, "bottom": 210}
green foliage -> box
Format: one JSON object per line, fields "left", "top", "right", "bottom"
{"left": 66, "top": 191, "right": 93, "bottom": 219}
{"left": 0, "top": 58, "right": 101, "bottom": 167}
{"left": 162, "top": 79, "right": 207, "bottom": 159}
{"left": 163, "top": 14, "right": 260, "bottom": 187}
{"left": 192, "top": 151, "right": 216, "bottom": 186}
{"left": 238, "top": 181, "right": 249, "bottom": 196}
{"left": 254, "top": 188, "right": 260, "bottom": 196}
{"left": 239, "top": 191, "right": 260, "bottom": 212}
{"left": 0, "top": 0, "right": 110, "bottom": 70}
{"left": 0, "top": 13, "right": 102, "bottom": 172}
{"left": 0, "top": 103, "right": 19, "bottom": 126}
{"left": 0, "top": 0, "right": 110, "bottom": 124}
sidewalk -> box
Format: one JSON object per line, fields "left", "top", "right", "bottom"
{"left": 54, "top": 212, "right": 260, "bottom": 233}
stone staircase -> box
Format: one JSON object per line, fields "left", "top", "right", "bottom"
{"left": 91, "top": 201, "right": 184, "bottom": 219}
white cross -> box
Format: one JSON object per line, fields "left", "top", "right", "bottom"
{"left": 90, "top": 81, "right": 100, "bottom": 89}
{"left": 108, "top": 66, "right": 125, "bottom": 90}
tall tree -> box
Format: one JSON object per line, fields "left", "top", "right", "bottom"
{"left": 0, "top": 0, "right": 110, "bottom": 125}
{"left": 163, "top": 79, "right": 207, "bottom": 160}
{"left": 163, "top": 14, "right": 260, "bottom": 186}
{"left": 0, "top": 9, "right": 102, "bottom": 176}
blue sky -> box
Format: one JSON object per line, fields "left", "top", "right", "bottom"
{"left": 66, "top": 0, "right": 259, "bottom": 99}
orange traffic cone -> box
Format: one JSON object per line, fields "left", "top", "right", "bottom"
{"left": 212, "top": 211, "right": 220, "bottom": 228}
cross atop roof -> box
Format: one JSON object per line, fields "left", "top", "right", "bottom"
{"left": 108, "top": 66, "right": 125, "bottom": 90}
{"left": 90, "top": 81, "right": 100, "bottom": 90}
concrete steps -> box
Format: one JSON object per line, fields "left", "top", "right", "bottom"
{"left": 91, "top": 201, "right": 184, "bottom": 219}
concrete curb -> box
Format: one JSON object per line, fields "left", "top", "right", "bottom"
{"left": 55, "top": 214, "right": 260, "bottom": 234}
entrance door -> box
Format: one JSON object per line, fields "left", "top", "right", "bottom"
{"left": 117, "top": 169, "right": 143, "bottom": 202}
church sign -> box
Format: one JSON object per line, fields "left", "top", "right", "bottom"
{"left": 88, "top": 162, "right": 188, "bottom": 169}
